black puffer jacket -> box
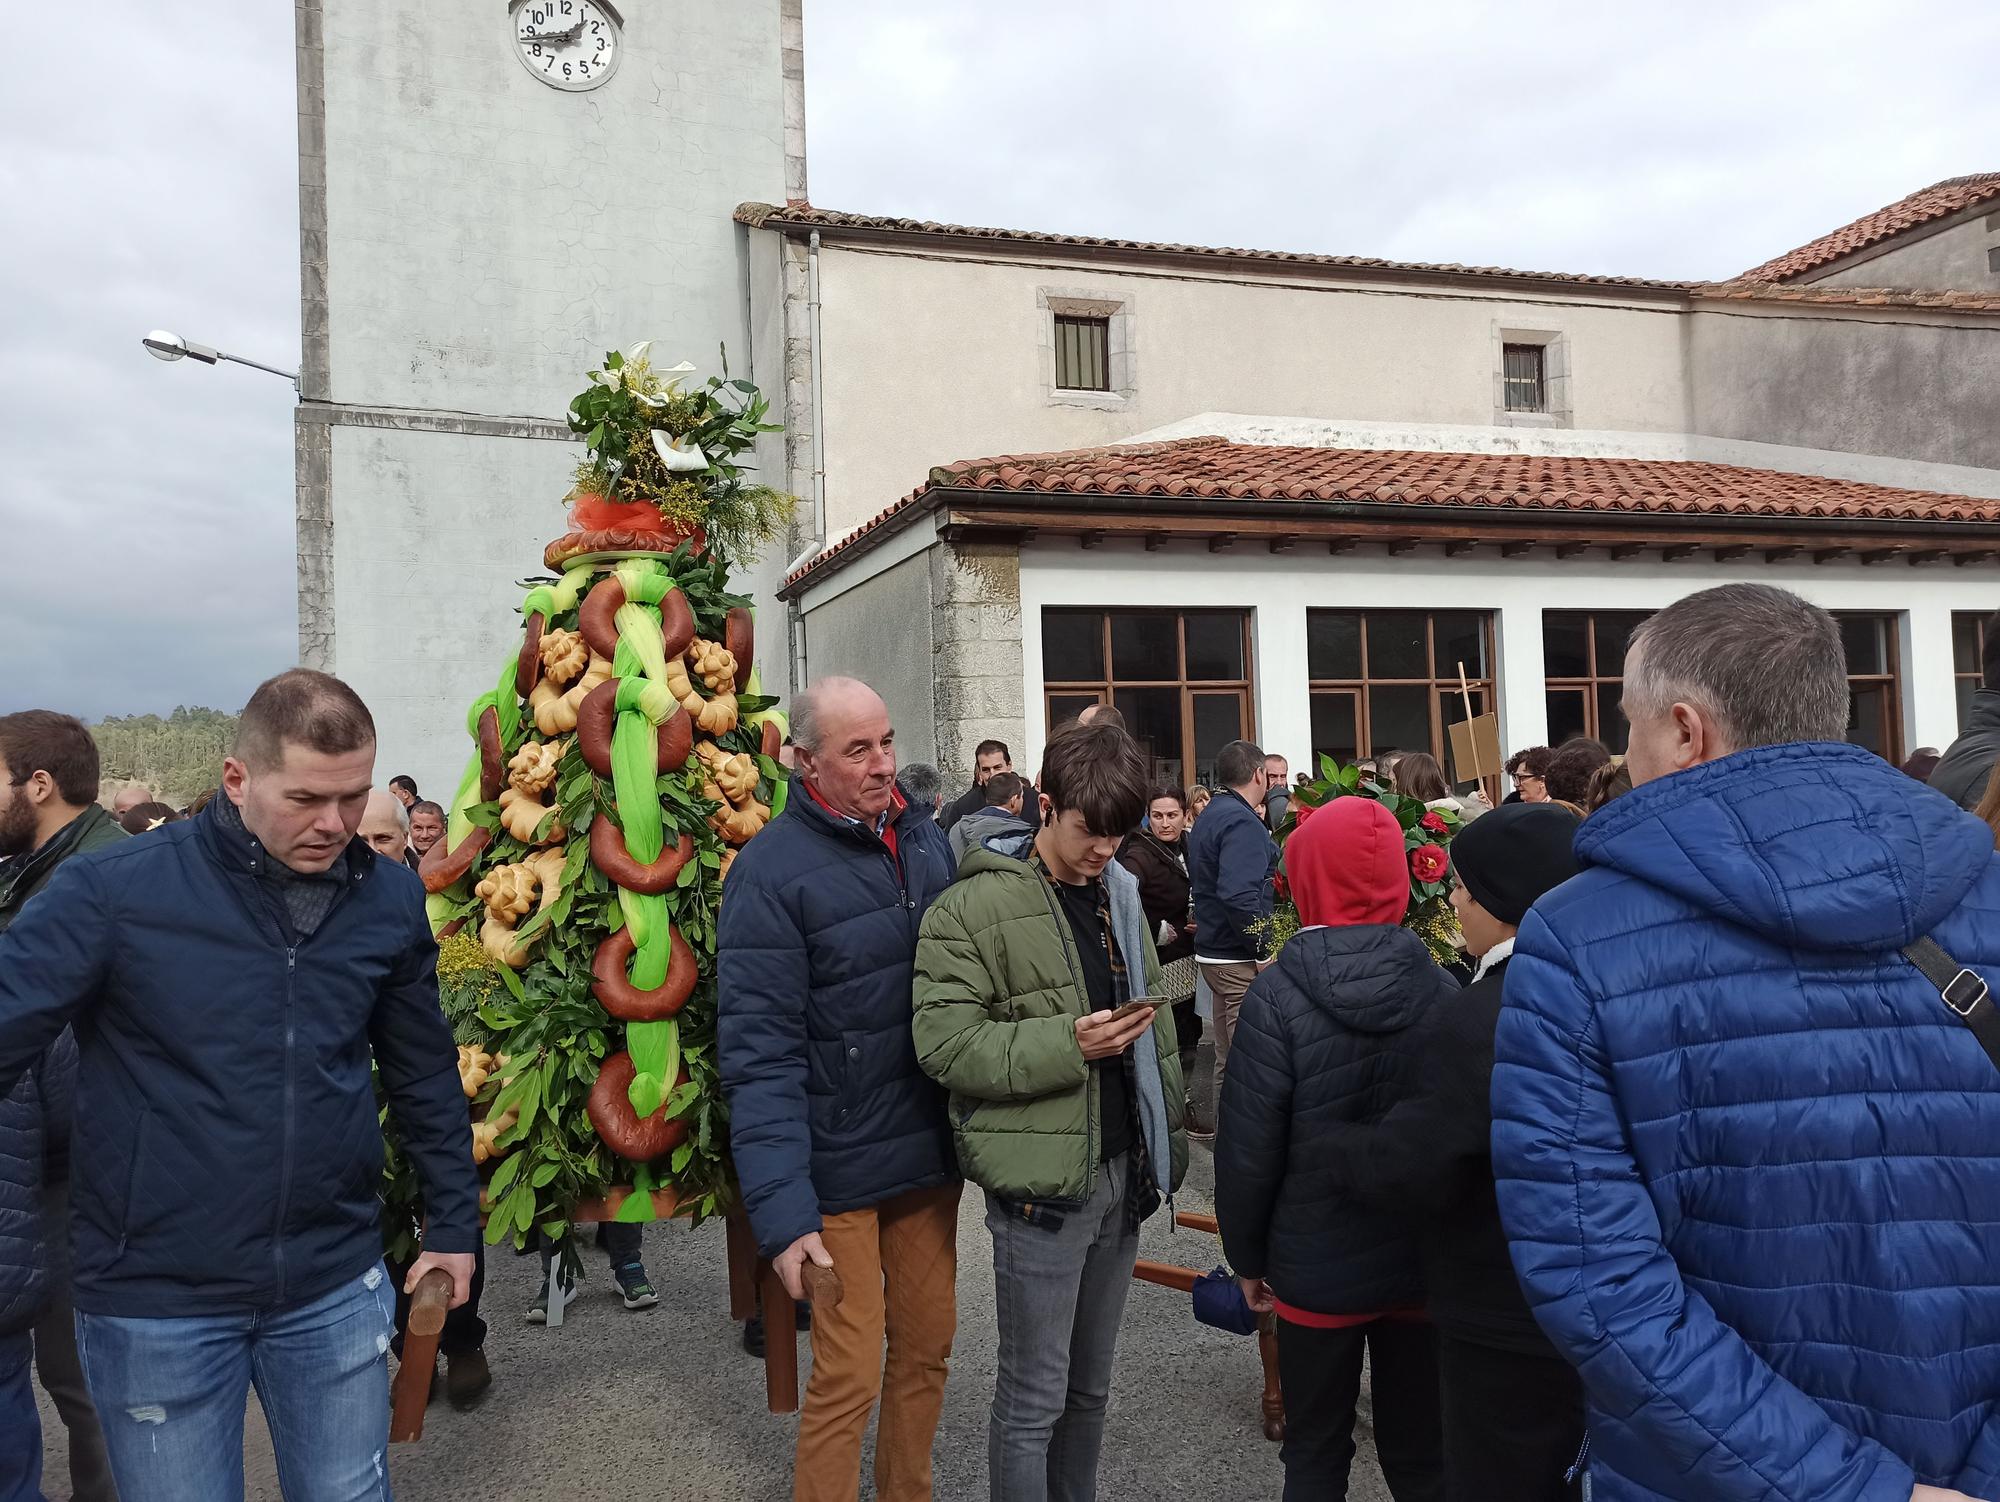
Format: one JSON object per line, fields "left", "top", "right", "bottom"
{"left": 0, "top": 1033, "right": 71, "bottom": 1336}
{"left": 1931, "top": 688, "right": 2000, "bottom": 810}
{"left": 1215, "top": 924, "right": 1456, "bottom": 1315}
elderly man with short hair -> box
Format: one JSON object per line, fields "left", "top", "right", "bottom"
{"left": 717, "top": 677, "right": 960, "bottom": 1502}
{"left": 357, "top": 786, "right": 411, "bottom": 863}
{"left": 1494, "top": 584, "right": 2000, "bottom": 1502}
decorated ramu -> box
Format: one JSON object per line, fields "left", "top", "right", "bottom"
{"left": 384, "top": 346, "right": 793, "bottom": 1259}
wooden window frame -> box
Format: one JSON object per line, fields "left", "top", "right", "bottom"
{"left": 1042, "top": 609, "right": 1255, "bottom": 786}
{"left": 1305, "top": 609, "right": 1496, "bottom": 772}
{"left": 1834, "top": 611, "right": 1904, "bottom": 764}
{"left": 1954, "top": 611, "right": 1989, "bottom": 731}
{"left": 1542, "top": 609, "right": 1652, "bottom": 752}
{"left": 1053, "top": 313, "right": 1111, "bottom": 392}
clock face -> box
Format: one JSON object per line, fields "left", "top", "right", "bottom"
{"left": 513, "top": 0, "right": 621, "bottom": 92}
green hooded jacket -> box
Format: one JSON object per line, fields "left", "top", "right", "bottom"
{"left": 912, "top": 836, "right": 1188, "bottom": 1206}
{"left": 0, "top": 804, "right": 126, "bottom": 934}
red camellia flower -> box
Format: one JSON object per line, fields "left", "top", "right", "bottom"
{"left": 1274, "top": 868, "right": 1291, "bottom": 902}
{"left": 1409, "top": 843, "right": 1449, "bottom": 884}
{"left": 1419, "top": 810, "right": 1449, "bottom": 836}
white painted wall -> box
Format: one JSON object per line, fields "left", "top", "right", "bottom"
{"left": 811, "top": 246, "right": 1689, "bottom": 536}
{"left": 1018, "top": 542, "right": 1989, "bottom": 775}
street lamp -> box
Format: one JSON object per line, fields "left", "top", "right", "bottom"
{"left": 142, "top": 330, "right": 298, "bottom": 392}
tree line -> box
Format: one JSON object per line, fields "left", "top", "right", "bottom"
{"left": 93, "top": 706, "right": 239, "bottom": 808}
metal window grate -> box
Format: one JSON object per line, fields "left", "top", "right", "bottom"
{"left": 1055, "top": 314, "right": 1111, "bottom": 391}
{"left": 1502, "top": 343, "right": 1546, "bottom": 413}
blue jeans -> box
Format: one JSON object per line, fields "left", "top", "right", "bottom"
{"left": 0, "top": 1331, "right": 45, "bottom": 1502}
{"left": 75, "top": 1264, "right": 395, "bottom": 1502}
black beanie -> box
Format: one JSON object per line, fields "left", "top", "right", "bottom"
{"left": 1449, "top": 803, "right": 1582, "bottom": 927}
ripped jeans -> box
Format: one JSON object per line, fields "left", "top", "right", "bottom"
{"left": 75, "top": 1263, "right": 395, "bottom": 1502}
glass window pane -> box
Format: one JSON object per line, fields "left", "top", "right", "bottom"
{"left": 1838, "top": 614, "right": 1888, "bottom": 676}
{"left": 1310, "top": 693, "right": 1359, "bottom": 769}
{"left": 1042, "top": 611, "right": 1103, "bottom": 681}
{"left": 1114, "top": 686, "right": 1184, "bottom": 790}
{"left": 1437, "top": 687, "right": 1490, "bottom": 787}
{"left": 1543, "top": 613, "right": 1589, "bottom": 679}
{"left": 1191, "top": 694, "right": 1244, "bottom": 788}
{"left": 1594, "top": 612, "right": 1648, "bottom": 678}
{"left": 1368, "top": 683, "right": 1433, "bottom": 760}
{"left": 1846, "top": 683, "right": 1890, "bottom": 759}
{"left": 1047, "top": 693, "right": 1099, "bottom": 729}
{"left": 1432, "top": 612, "right": 1487, "bottom": 679}
{"left": 1546, "top": 687, "right": 1588, "bottom": 748}
{"left": 1185, "top": 613, "right": 1246, "bottom": 681}
{"left": 1307, "top": 611, "right": 1363, "bottom": 680}
{"left": 1597, "top": 684, "right": 1630, "bottom": 754}
{"left": 1110, "top": 613, "right": 1179, "bottom": 681}
{"left": 1368, "top": 612, "right": 1430, "bottom": 680}
{"left": 1961, "top": 679, "right": 1978, "bottom": 733}
{"left": 1955, "top": 613, "right": 1984, "bottom": 677}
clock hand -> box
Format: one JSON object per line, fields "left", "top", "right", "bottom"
{"left": 521, "top": 21, "right": 585, "bottom": 46}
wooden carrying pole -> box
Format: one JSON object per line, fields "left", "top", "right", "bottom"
{"left": 1457, "top": 660, "right": 1502, "bottom": 809}
{"left": 389, "top": 1268, "right": 454, "bottom": 1443}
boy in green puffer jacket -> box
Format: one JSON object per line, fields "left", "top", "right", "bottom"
{"left": 913, "top": 719, "right": 1187, "bottom": 1502}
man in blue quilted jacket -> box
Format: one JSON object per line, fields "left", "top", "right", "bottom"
{"left": 717, "top": 676, "right": 960, "bottom": 1502}
{"left": 0, "top": 669, "right": 479, "bottom": 1502}
{"left": 1493, "top": 584, "right": 2000, "bottom": 1502}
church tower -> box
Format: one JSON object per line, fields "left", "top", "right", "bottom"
{"left": 294, "top": 0, "right": 804, "bottom": 791}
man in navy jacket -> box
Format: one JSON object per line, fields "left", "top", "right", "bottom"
{"left": 1494, "top": 585, "right": 2000, "bottom": 1502}
{"left": 0, "top": 669, "right": 478, "bottom": 1502}
{"left": 718, "top": 676, "right": 959, "bottom": 1502}
{"left": 1184, "top": 739, "right": 1277, "bottom": 1138}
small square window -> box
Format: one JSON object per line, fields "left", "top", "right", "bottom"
{"left": 1502, "top": 343, "right": 1546, "bottom": 413}
{"left": 1054, "top": 314, "right": 1110, "bottom": 391}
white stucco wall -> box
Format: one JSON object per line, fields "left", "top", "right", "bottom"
{"left": 320, "top": 1, "right": 786, "bottom": 416}
{"left": 1017, "top": 543, "right": 1989, "bottom": 777}
{"left": 810, "top": 247, "right": 1690, "bottom": 536}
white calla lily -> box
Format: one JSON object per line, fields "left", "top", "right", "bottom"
{"left": 661, "top": 360, "right": 698, "bottom": 392}
{"left": 625, "top": 339, "right": 653, "bottom": 364}
{"left": 652, "top": 429, "right": 710, "bottom": 473}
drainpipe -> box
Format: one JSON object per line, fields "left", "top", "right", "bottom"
{"left": 785, "top": 228, "right": 826, "bottom": 697}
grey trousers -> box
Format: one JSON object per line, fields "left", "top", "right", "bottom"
{"left": 35, "top": 1187, "right": 119, "bottom": 1502}
{"left": 984, "top": 1152, "right": 1139, "bottom": 1502}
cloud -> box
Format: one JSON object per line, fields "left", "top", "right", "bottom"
{"left": 7, "top": 0, "right": 1995, "bottom": 719}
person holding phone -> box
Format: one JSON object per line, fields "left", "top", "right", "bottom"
{"left": 913, "top": 719, "right": 1188, "bottom": 1501}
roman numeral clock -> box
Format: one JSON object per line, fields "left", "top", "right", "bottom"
{"left": 510, "top": 0, "right": 622, "bottom": 91}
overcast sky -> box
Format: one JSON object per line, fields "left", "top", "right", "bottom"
{"left": 3, "top": 0, "right": 1995, "bottom": 720}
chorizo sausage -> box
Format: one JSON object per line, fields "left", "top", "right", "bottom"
{"left": 419, "top": 826, "right": 491, "bottom": 894}
{"left": 585, "top": 1053, "right": 690, "bottom": 1162}
{"left": 588, "top": 820, "right": 694, "bottom": 895}
{"left": 589, "top": 924, "right": 699, "bottom": 1021}
{"left": 575, "top": 681, "right": 693, "bottom": 780}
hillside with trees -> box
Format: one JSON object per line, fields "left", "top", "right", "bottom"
{"left": 92, "top": 706, "right": 239, "bottom": 807}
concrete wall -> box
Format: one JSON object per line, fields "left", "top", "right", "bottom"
{"left": 319, "top": 1, "right": 785, "bottom": 416}
{"left": 328, "top": 424, "right": 578, "bottom": 798}
{"left": 1688, "top": 307, "right": 2000, "bottom": 473}
{"left": 799, "top": 550, "right": 939, "bottom": 767}
{"left": 1017, "top": 541, "right": 1994, "bottom": 777}
{"left": 1812, "top": 212, "right": 2000, "bottom": 293}
{"left": 810, "top": 246, "right": 1690, "bottom": 534}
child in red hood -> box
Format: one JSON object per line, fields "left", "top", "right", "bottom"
{"left": 1214, "top": 797, "right": 1454, "bottom": 1501}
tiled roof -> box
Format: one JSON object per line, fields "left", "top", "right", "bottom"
{"left": 1737, "top": 173, "right": 2000, "bottom": 283}
{"left": 784, "top": 438, "right": 2000, "bottom": 587}
{"left": 736, "top": 203, "right": 1692, "bottom": 293}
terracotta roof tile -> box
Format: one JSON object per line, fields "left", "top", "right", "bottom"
{"left": 1738, "top": 173, "right": 2000, "bottom": 282}
{"left": 784, "top": 438, "right": 2000, "bottom": 586}
{"left": 736, "top": 202, "right": 1692, "bottom": 293}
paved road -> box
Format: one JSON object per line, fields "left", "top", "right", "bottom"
{"left": 39, "top": 1078, "right": 1394, "bottom": 1499}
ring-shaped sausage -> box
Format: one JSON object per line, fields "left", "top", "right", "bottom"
{"left": 725, "top": 607, "right": 754, "bottom": 683}
{"left": 575, "top": 681, "right": 693, "bottom": 780}
{"left": 477, "top": 707, "right": 506, "bottom": 802}
{"left": 578, "top": 577, "right": 626, "bottom": 662}
{"left": 586, "top": 1053, "right": 690, "bottom": 1162}
{"left": 419, "top": 826, "right": 491, "bottom": 894}
{"left": 589, "top": 820, "right": 695, "bottom": 894}
{"left": 590, "top": 924, "right": 699, "bottom": 1021}
{"left": 516, "top": 612, "right": 546, "bottom": 700}
{"left": 759, "top": 719, "right": 783, "bottom": 761}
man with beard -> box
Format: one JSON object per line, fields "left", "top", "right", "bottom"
{"left": 0, "top": 711, "right": 124, "bottom": 1502}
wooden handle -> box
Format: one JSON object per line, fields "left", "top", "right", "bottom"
{"left": 801, "top": 1259, "right": 844, "bottom": 1309}
{"left": 407, "top": 1267, "right": 452, "bottom": 1338}
{"left": 390, "top": 1268, "right": 455, "bottom": 1444}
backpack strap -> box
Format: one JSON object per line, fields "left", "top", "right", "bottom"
{"left": 1903, "top": 936, "right": 2000, "bottom": 1073}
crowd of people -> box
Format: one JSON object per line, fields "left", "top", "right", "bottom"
{"left": 8, "top": 584, "right": 2000, "bottom": 1500}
